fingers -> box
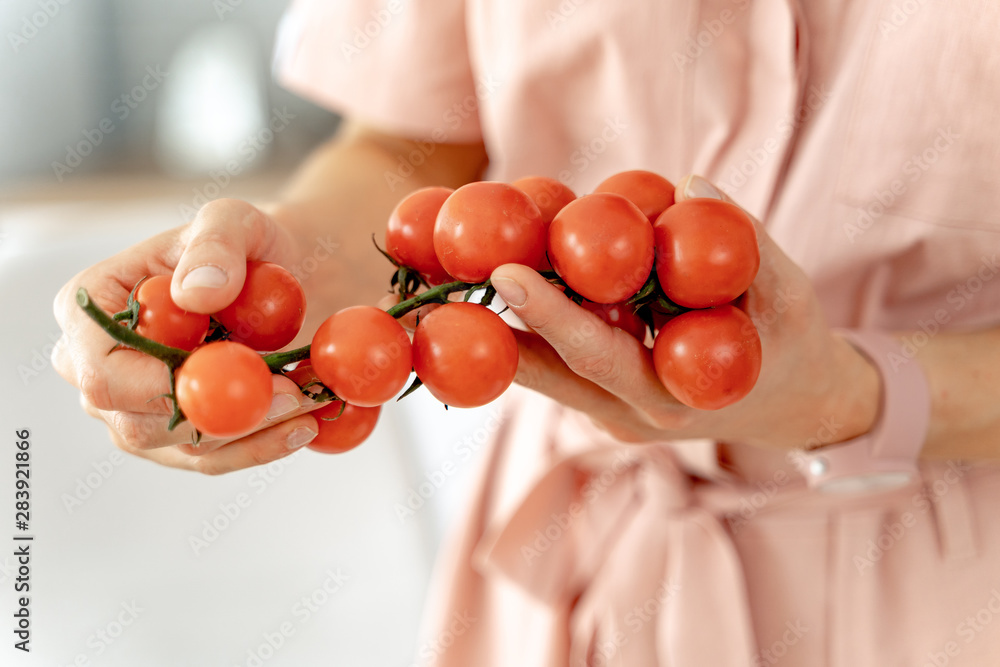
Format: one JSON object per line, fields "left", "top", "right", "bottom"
{"left": 79, "top": 370, "right": 318, "bottom": 455}
{"left": 512, "top": 328, "right": 624, "bottom": 414}
{"left": 170, "top": 199, "right": 293, "bottom": 314}
{"left": 182, "top": 413, "right": 319, "bottom": 475}
{"left": 491, "top": 263, "right": 678, "bottom": 416}
{"left": 55, "top": 341, "right": 176, "bottom": 414}
{"left": 102, "top": 413, "right": 319, "bottom": 475}
{"left": 80, "top": 371, "right": 320, "bottom": 474}
{"left": 173, "top": 374, "right": 318, "bottom": 455}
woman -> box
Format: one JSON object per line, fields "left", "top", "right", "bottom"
{"left": 53, "top": 0, "right": 1000, "bottom": 664}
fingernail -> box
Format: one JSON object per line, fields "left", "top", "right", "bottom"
{"left": 683, "top": 175, "right": 723, "bottom": 200}
{"left": 286, "top": 426, "right": 317, "bottom": 450}
{"left": 181, "top": 264, "right": 228, "bottom": 290}
{"left": 493, "top": 277, "right": 527, "bottom": 307}
{"left": 266, "top": 393, "right": 299, "bottom": 421}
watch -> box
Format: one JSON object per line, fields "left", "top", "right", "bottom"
{"left": 795, "top": 329, "right": 931, "bottom": 494}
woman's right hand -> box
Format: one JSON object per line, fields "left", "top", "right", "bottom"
{"left": 51, "top": 198, "right": 323, "bottom": 474}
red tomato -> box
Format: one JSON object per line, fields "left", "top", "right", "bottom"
{"left": 653, "top": 198, "right": 760, "bottom": 309}
{"left": 511, "top": 176, "right": 577, "bottom": 225}
{"left": 385, "top": 186, "right": 454, "bottom": 285}
{"left": 133, "top": 275, "right": 209, "bottom": 350}
{"left": 411, "top": 302, "right": 518, "bottom": 408}
{"left": 652, "top": 305, "right": 761, "bottom": 410}
{"left": 580, "top": 301, "right": 648, "bottom": 343}
{"left": 175, "top": 341, "right": 273, "bottom": 437}
{"left": 433, "top": 181, "right": 546, "bottom": 283}
{"left": 311, "top": 306, "right": 413, "bottom": 407}
{"left": 548, "top": 193, "right": 654, "bottom": 304}
{"left": 215, "top": 261, "right": 306, "bottom": 351}
{"left": 307, "top": 401, "right": 381, "bottom": 454}
{"left": 594, "top": 170, "right": 675, "bottom": 223}
{"left": 511, "top": 176, "right": 576, "bottom": 271}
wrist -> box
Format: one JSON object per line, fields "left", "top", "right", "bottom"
{"left": 795, "top": 330, "right": 931, "bottom": 493}
{"left": 811, "top": 333, "right": 882, "bottom": 449}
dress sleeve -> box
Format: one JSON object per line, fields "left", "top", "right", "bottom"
{"left": 273, "top": 0, "right": 482, "bottom": 142}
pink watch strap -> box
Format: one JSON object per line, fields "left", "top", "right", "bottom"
{"left": 796, "top": 330, "right": 931, "bottom": 493}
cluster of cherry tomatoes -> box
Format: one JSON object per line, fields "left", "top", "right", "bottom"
{"left": 384, "top": 169, "right": 763, "bottom": 412}
{"left": 84, "top": 168, "right": 763, "bottom": 457}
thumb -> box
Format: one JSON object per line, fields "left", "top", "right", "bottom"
{"left": 675, "top": 173, "right": 748, "bottom": 206}
{"left": 170, "top": 199, "right": 279, "bottom": 314}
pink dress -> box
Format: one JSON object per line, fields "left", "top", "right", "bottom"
{"left": 276, "top": 1, "right": 1000, "bottom": 664}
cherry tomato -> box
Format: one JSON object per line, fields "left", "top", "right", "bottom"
{"left": 652, "top": 305, "right": 761, "bottom": 410}
{"left": 411, "top": 302, "right": 518, "bottom": 408}
{"left": 307, "top": 400, "right": 381, "bottom": 454}
{"left": 511, "top": 176, "right": 577, "bottom": 271}
{"left": 175, "top": 341, "right": 273, "bottom": 437}
{"left": 653, "top": 198, "right": 760, "bottom": 309}
{"left": 311, "top": 306, "right": 412, "bottom": 407}
{"left": 215, "top": 261, "right": 306, "bottom": 351}
{"left": 511, "top": 176, "right": 577, "bottom": 225}
{"left": 580, "top": 301, "right": 648, "bottom": 343}
{"left": 133, "top": 275, "right": 209, "bottom": 351}
{"left": 385, "top": 186, "right": 454, "bottom": 285}
{"left": 594, "top": 170, "right": 675, "bottom": 223}
{"left": 434, "top": 181, "right": 546, "bottom": 283}
{"left": 548, "top": 193, "right": 654, "bottom": 304}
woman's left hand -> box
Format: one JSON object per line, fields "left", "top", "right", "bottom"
{"left": 489, "top": 175, "right": 880, "bottom": 452}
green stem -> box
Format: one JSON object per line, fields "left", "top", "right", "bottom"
{"left": 262, "top": 346, "right": 312, "bottom": 373}
{"left": 261, "top": 279, "right": 485, "bottom": 372}
{"left": 385, "top": 279, "right": 478, "bottom": 317}
{"left": 76, "top": 288, "right": 190, "bottom": 371}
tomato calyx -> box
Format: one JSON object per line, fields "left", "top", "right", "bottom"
{"left": 372, "top": 234, "right": 429, "bottom": 299}
{"left": 111, "top": 275, "right": 147, "bottom": 329}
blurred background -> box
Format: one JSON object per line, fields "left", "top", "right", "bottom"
{"left": 0, "top": 0, "right": 338, "bottom": 197}
{"left": 0, "top": 2, "right": 493, "bottom": 665}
